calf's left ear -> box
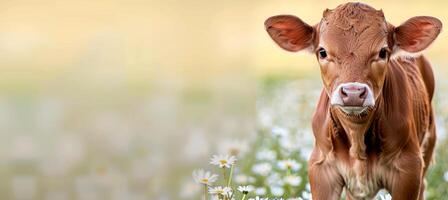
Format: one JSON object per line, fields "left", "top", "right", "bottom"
{"left": 394, "top": 16, "right": 442, "bottom": 53}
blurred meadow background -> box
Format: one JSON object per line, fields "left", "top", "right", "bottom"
{"left": 0, "top": 0, "right": 447, "bottom": 199}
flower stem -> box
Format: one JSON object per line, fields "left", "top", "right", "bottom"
{"left": 227, "top": 165, "right": 234, "bottom": 187}
{"left": 222, "top": 167, "right": 228, "bottom": 185}
{"left": 203, "top": 184, "right": 208, "bottom": 200}
{"left": 241, "top": 194, "right": 247, "bottom": 200}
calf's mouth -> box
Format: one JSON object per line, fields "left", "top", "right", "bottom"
{"left": 334, "top": 105, "right": 375, "bottom": 121}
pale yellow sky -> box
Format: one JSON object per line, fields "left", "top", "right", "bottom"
{"left": 0, "top": 0, "right": 446, "bottom": 83}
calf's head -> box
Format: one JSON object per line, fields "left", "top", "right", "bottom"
{"left": 265, "top": 2, "right": 441, "bottom": 116}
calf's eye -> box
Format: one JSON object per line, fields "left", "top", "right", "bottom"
{"left": 379, "top": 47, "right": 388, "bottom": 59}
{"left": 318, "top": 48, "right": 327, "bottom": 59}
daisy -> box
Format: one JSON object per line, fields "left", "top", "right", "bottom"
{"left": 375, "top": 190, "right": 392, "bottom": 200}
{"left": 278, "top": 159, "right": 301, "bottom": 171}
{"left": 248, "top": 197, "right": 271, "bottom": 200}
{"left": 301, "top": 191, "right": 312, "bottom": 200}
{"left": 252, "top": 163, "right": 272, "bottom": 176}
{"left": 267, "top": 173, "right": 285, "bottom": 186}
{"left": 235, "top": 174, "right": 256, "bottom": 184}
{"left": 237, "top": 185, "right": 254, "bottom": 194}
{"left": 219, "top": 139, "right": 249, "bottom": 157}
{"left": 271, "top": 126, "right": 289, "bottom": 138}
{"left": 256, "top": 150, "right": 277, "bottom": 161}
{"left": 254, "top": 187, "right": 267, "bottom": 196}
{"left": 378, "top": 194, "right": 392, "bottom": 200}
{"left": 444, "top": 171, "right": 448, "bottom": 182}
{"left": 210, "top": 154, "right": 237, "bottom": 168}
{"left": 284, "top": 175, "right": 302, "bottom": 186}
{"left": 192, "top": 169, "right": 218, "bottom": 185}
{"left": 270, "top": 185, "right": 284, "bottom": 197}
{"left": 208, "top": 186, "right": 232, "bottom": 197}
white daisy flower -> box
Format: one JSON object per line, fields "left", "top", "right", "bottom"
{"left": 192, "top": 169, "right": 218, "bottom": 185}
{"left": 270, "top": 185, "right": 284, "bottom": 196}
{"left": 278, "top": 159, "right": 301, "bottom": 171}
{"left": 255, "top": 187, "right": 267, "bottom": 196}
{"left": 252, "top": 163, "right": 272, "bottom": 176}
{"left": 256, "top": 150, "right": 277, "bottom": 161}
{"left": 237, "top": 185, "right": 254, "bottom": 194}
{"left": 210, "top": 154, "right": 237, "bottom": 168}
{"left": 280, "top": 135, "right": 300, "bottom": 152}
{"left": 248, "top": 197, "right": 267, "bottom": 200}
{"left": 375, "top": 190, "right": 391, "bottom": 200}
{"left": 444, "top": 171, "right": 448, "bottom": 182}
{"left": 267, "top": 173, "right": 284, "bottom": 186}
{"left": 378, "top": 194, "right": 392, "bottom": 200}
{"left": 208, "top": 186, "right": 232, "bottom": 197}
{"left": 272, "top": 126, "right": 289, "bottom": 138}
{"left": 219, "top": 139, "right": 249, "bottom": 157}
{"left": 284, "top": 175, "right": 301, "bottom": 186}
{"left": 301, "top": 191, "right": 312, "bottom": 200}
{"left": 300, "top": 148, "right": 312, "bottom": 161}
{"left": 305, "top": 183, "right": 311, "bottom": 191}
{"left": 235, "top": 174, "right": 256, "bottom": 184}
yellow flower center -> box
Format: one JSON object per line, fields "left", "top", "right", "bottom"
{"left": 219, "top": 160, "right": 228, "bottom": 165}
{"left": 201, "top": 178, "right": 208, "bottom": 183}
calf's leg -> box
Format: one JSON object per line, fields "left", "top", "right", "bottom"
{"left": 308, "top": 161, "right": 344, "bottom": 200}
{"left": 390, "top": 153, "right": 424, "bottom": 200}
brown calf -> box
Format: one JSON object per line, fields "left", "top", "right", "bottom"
{"left": 265, "top": 2, "right": 442, "bottom": 200}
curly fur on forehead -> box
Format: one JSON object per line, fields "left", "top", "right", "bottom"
{"left": 322, "top": 2, "right": 386, "bottom": 34}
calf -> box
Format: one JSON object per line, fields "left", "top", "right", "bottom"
{"left": 265, "top": 2, "right": 441, "bottom": 200}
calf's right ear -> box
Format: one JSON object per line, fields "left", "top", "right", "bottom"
{"left": 265, "top": 15, "right": 315, "bottom": 52}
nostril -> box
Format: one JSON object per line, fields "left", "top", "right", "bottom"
{"left": 359, "top": 87, "right": 367, "bottom": 99}
{"left": 340, "top": 87, "right": 348, "bottom": 97}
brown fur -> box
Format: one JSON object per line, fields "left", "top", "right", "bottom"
{"left": 265, "top": 2, "right": 442, "bottom": 200}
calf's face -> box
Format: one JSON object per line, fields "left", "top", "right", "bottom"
{"left": 265, "top": 3, "right": 441, "bottom": 116}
